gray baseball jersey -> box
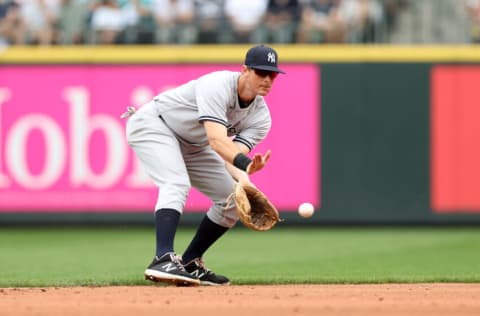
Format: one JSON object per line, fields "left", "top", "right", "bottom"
{"left": 125, "top": 70, "right": 272, "bottom": 227}
{"left": 155, "top": 70, "right": 271, "bottom": 149}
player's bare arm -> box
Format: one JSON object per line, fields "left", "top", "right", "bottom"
{"left": 203, "top": 121, "right": 270, "bottom": 175}
{"left": 224, "top": 142, "right": 252, "bottom": 186}
{"left": 203, "top": 121, "right": 242, "bottom": 162}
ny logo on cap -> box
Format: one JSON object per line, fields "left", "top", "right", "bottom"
{"left": 267, "top": 52, "right": 276, "bottom": 64}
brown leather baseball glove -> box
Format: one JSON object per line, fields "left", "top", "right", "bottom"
{"left": 228, "top": 183, "right": 282, "bottom": 231}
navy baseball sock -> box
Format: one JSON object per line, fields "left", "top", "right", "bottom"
{"left": 154, "top": 208, "right": 180, "bottom": 258}
{"left": 182, "top": 215, "right": 228, "bottom": 264}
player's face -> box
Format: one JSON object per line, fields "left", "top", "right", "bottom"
{"left": 248, "top": 68, "right": 278, "bottom": 96}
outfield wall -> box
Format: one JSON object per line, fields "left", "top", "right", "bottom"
{"left": 1, "top": 45, "right": 480, "bottom": 224}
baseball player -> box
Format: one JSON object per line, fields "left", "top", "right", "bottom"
{"left": 123, "top": 45, "right": 285, "bottom": 286}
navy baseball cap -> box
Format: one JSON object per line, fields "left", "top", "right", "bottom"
{"left": 245, "top": 45, "right": 286, "bottom": 74}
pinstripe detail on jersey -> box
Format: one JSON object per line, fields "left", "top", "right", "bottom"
{"left": 233, "top": 136, "right": 253, "bottom": 151}
{"left": 198, "top": 116, "right": 228, "bottom": 127}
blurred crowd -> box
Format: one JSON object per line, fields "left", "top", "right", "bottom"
{"left": 0, "top": 0, "right": 479, "bottom": 46}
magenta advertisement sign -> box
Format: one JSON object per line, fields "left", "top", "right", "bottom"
{"left": 0, "top": 65, "right": 319, "bottom": 212}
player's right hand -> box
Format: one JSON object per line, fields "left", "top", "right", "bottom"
{"left": 246, "top": 150, "right": 271, "bottom": 174}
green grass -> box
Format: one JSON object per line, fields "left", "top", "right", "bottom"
{"left": 1, "top": 226, "right": 479, "bottom": 287}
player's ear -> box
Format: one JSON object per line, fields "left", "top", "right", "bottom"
{"left": 241, "top": 65, "right": 249, "bottom": 74}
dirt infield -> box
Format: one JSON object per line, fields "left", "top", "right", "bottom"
{"left": 1, "top": 284, "right": 479, "bottom": 316}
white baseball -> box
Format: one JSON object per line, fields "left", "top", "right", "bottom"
{"left": 298, "top": 202, "right": 315, "bottom": 218}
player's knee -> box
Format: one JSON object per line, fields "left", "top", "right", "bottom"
{"left": 206, "top": 202, "right": 239, "bottom": 228}
{"left": 155, "top": 182, "right": 191, "bottom": 211}
{"left": 222, "top": 210, "right": 239, "bottom": 228}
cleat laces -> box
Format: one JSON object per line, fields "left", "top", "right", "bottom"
{"left": 170, "top": 253, "right": 188, "bottom": 272}
{"left": 195, "top": 258, "right": 213, "bottom": 275}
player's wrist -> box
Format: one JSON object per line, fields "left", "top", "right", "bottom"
{"left": 233, "top": 153, "right": 252, "bottom": 171}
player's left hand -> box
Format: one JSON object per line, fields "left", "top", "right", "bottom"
{"left": 246, "top": 150, "right": 271, "bottom": 174}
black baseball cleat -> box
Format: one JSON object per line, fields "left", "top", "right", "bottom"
{"left": 144, "top": 252, "right": 200, "bottom": 286}
{"left": 183, "top": 258, "right": 230, "bottom": 286}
